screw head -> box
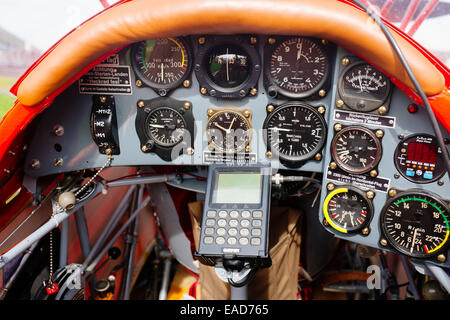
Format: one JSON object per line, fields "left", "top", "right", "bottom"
{"left": 437, "top": 254, "right": 446, "bottom": 263}
{"left": 268, "top": 37, "right": 276, "bottom": 45}
{"left": 207, "top": 108, "right": 214, "bottom": 117}
{"left": 380, "top": 239, "right": 388, "bottom": 246}
{"left": 362, "top": 227, "right": 370, "bottom": 235}
{"left": 245, "top": 145, "right": 251, "bottom": 153}
{"left": 317, "top": 106, "right": 326, "bottom": 114}
{"left": 327, "top": 183, "right": 335, "bottom": 191}
{"left": 341, "top": 58, "right": 350, "bottom": 66}
{"left": 141, "top": 145, "right": 148, "bottom": 152}
{"left": 100, "top": 96, "right": 107, "bottom": 103}
{"left": 183, "top": 80, "right": 191, "bottom": 88}
{"left": 378, "top": 106, "right": 388, "bottom": 115}
{"left": 135, "top": 79, "right": 142, "bottom": 87}
{"left": 388, "top": 189, "right": 397, "bottom": 198}
{"left": 183, "top": 102, "right": 191, "bottom": 110}
{"left": 137, "top": 101, "right": 145, "bottom": 108}
{"left": 249, "top": 88, "right": 258, "bottom": 96}
{"left": 366, "top": 190, "right": 375, "bottom": 199}
{"left": 370, "top": 169, "right": 378, "bottom": 177}
{"left": 329, "top": 162, "right": 337, "bottom": 170}
{"left": 334, "top": 123, "right": 342, "bottom": 132}
{"left": 266, "top": 105, "right": 275, "bottom": 112}
{"left": 438, "top": 180, "right": 444, "bottom": 186}
{"left": 54, "top": 157, "right": 63, "bottom": 167}
{"left": 376, "top": 129, "right": 384, "bottom": 139}
{"left": 266, "top": 151, "right": 273, "bottom": 158}
{"left": 336, "top": 100, "right": 344, "bottom": 108}
{"left": 321, "top": 39, "right": 328, "bottom": 45}
{"left": 314, "top": 153, "right": 322, "bottom": 161}
{"left": 323, "top": 219, "right": 329, "bottom": 226}
{"left": 243, "top": 109, "right": 251, "bottom": 118}
{"left": 250, "top": 37, "right": 257, "bottom": 45}
{"left": 53, "top": 125, "right": 64, "bottom": 137}
{"left": 186, "top": 147, "right": 194, "bottom": 155}
{"left": 198, "top": 37, "right": 206, "bottom": 45}
{"left": 318, "top": 89, "right": 326, "bottom": 97}
{"left": 30, "top": 159, "right": 40, "bottom": 170}
{"left": 200, "top": 87, "right": 208, "bottom": 95}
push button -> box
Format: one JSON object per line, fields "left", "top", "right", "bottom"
{"left": 206, "top": 210, "right": 216, "bottom": 218}
{"left": 423, "top": 172, "right": 433, "bottom": 180}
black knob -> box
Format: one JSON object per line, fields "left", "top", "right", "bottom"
{"left": 108, "top": 247, "right": 121, "bottom": 260}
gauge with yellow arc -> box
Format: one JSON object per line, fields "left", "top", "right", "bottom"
{"left": 323, "top": 186, "right": 373, "bottom": 234}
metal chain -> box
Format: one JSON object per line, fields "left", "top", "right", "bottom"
{"left": 74, "top": 154, "right": 112, "bottom": 197}
{"left": 48, "top": 229, "right": 54, "bottom": 285}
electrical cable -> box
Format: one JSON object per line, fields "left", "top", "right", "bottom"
{"left": 228, "top": 268, "right": 258, "bottom": 288}
{"left": 351, "top": 0, "right": 450, "bottom": 178}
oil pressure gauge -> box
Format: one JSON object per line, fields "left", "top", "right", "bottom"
{"left": 338, "top": 62, "right": 391, "bottom": 112}
{"left": 323, "top": 185, "right": 373, "bottom": 234}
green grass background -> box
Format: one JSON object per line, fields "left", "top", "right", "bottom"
{"left": 0, "top": 77, "right": 17, "bottom": 119}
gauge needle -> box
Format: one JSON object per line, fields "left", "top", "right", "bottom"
{"left": 411, "top": 228, "right": 418, "bottom": 254}
{"left": 150, "top": 124, "right": 165, "bottom": 129}
{"left": 227, "top": 117, "right": 236, "bottom": 131}
{"left": 297, "top": 41, "right": 303, "bottom": 62}
{"left": 226, "top": 47, "right": 230, "bottom": 82}
{"left": 214, "top": 122, "right": 229, "bottom": 133}
{"left": 161, "top": 63, "right": 164, "bottom": 81}
{"left": 270, "top": 127, "right": 292, "bottom": 132}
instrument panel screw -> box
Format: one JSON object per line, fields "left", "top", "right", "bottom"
{"left": 398, "top": 134, "right": 405, "bottom": 140}
{"left": 388, "top": 188, "right": 397, "bottom": 198}
{"left": 317, "top": 105, "right": 326, "bottom": 114}
{"left": 100, "top": 96, "right": 107, "bottom": 103}
{"left": 53, "top": 125, "right": 64, "bottom": 137}
{"left": 266, "top": 151, "right": 272, "bottom": 159}
{"left": 105, "top": 148, "right": 112, "bottom": 156}
{"left": 266, "top": 105, "right": 275, "bottom": 113}
{"left": 369, "top": 169, "right": 378, "bottom": 177}
{"left": 321, "top": 39, "right": 328, "bottom": 45}
{"left": 186, "top": 147, "right": 194, "bottom": 155}
{"left": 54, "top": 157, "right": 63, "bottom": 167}
{"left": 314, "top": 153, "right": 322, "bottom": 161}
{"left": 334, "top": 123, "right": 342, "bottom": 132}
{"left": 366, "top": 190, "right": 375, "bottom": 199}
{"left": 336, "top": 100, "right": 344, "bottom": 108}
{"left": 329, "top": 162, "right": 337, "bottom": 170}
{"left": 210, "top": 89, "right": 217, "bottom": 97}
{"left": 323, "top": 219, "right": 329, "bottom": 226}
{"left": 183, "top": 102, "right": 191, "bottom": 110}
{"left": 137, "top": 101, "right": 145, "bottom": 108}
{"left": 207, "top": 108, "right": 214, "bottom": 117}
{"left": 437, "top": 254, "right": 446, "bottom": 263}
{"left": 200, "top": 87, "right": 208, "bottom": 95}
{"left": 341, "top": 58, "right": 350, "bottom": 66}
{"left": 208, "top": 144, "right": 215, "bottom": 151}
{"left": 268, "top": 37, "right": 276, "bottom": 45}
{"left": 375, "top": 129, "right": 384, "bottom": 139}
{"left": 198, "top": 37, "right": 206, "bottom": 45}
{"left": 141, "top": 145, "right": 148, "bottom": 152}
{"left": 249, "top": 88, "right": 258, "bottom": 96}
{"left": 327, "top": 183, "right": 335, "bottom": 191}
{"left": 183, "top": 80, "right": 191, "bottom": 88}
{"left": 438, "top": 180, "right": 444, "bottom": 186}
{"left": 318, "top": 89, "right": 326, "bottom": 97}
{"left": 243, "top": 109, "right": 251, "bottom": 118}
{"left": 380, "top": 239, "right": 388, "bottom": 247}
{"left": 250, "top": 37, "right": 257, "bottom": 45}
{"left": 361, "top": 227, "right": 370, "bottom": 236}
{"left": 378, "top": 105, "right": 387, "bottom": 115}
{"left": 135, "top": 80, "right": 142, "bottom": 87}
{"left": 245, "top": 145, "right": 251, "bottom": 153}
{"left": 394, "top": 173, "right": 400, "bottom": 179}
{"left": 30, "top": 159, "right": 40, "bottom": 170}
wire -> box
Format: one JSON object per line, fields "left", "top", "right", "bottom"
{"left": 228, "top": 268, "right": 258, "bottom": 288}
{"left": 351, "top": 0, "right": 450, "bottom": 178}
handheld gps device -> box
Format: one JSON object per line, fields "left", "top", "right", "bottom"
{"left": 196, "top": 164, "right": 272, "bottom": 268}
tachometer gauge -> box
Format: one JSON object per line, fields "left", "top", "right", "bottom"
{"left": 131, "top": 37, "right": 191, "bottom": 96}
{"left": 146, "top": 108, "right": 186, "bottom": 147}
{"left": 331, "top": 126, "right": 382, "bottom": 174}
{"left": 323, "top": 186, "right": 373, "bottom": 234}
{"left": 206, "top": 108, "right": 252, "bottom": 154}
{"left": 338, "top": 62, "right": 391, "bottom": 112}
{"left": 263, "top": 102, "right": 326, "bottom": 167}
{"left": 381, "top": 191, "right": 450, "bottom": 259}
{"left": 265, "top": 37, "right": 329, "bottom": 98}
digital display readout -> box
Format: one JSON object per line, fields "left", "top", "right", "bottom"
{"left": 407, "top": 142, "right": 438, "bottom": 164}
{"left": 213, "top": 172, "right": 262, "bottom": 204}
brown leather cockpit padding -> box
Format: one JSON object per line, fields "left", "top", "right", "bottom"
{"left": 16, "top": 0, "right": 444, "bottom": 106}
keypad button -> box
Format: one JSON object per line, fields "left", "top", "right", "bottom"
{"left": 216, "top": 237, "right": 225, "bottom": 245}
{"left": 240, "top": 228, "right": 250, "bottom": 237}
{"left": 252, "top": 219, "right": 262, "bottom": 227}
{"left": 228, "top": 228, "right": 238, "bottom": 236}
{"left": 205, "top": 219, "right": 215, "bottom": 227}
{"left": 253, "top": 210, "right": 263, "bottom": 218}
{"left": 205, "top": 228, "right": 214, "bottom": 235}
{"left": 218, "top": 210, "right": 228, "bottom": 218}
{"left": 241, "top": 210, "right": 251, "bottom": 219}
{"left": 217, "top": 228, "right": 226, "bottom": 236}
{"left": 251, "top": 238, "right": 261, "bottom": 246}
{"left": 206, "top": 210, "right": 216, "bottom": 218}
{"left": 241, "top": 219, "right": 250, "bottom": 228}
{"left": 217, "top": 219, "right": 227, "bottom": 227}
{"left": 204, "top": 236, "right": 213, "bottom": 245}
{"left": 239, "top": 237, "right": 249, "bottom": 246}
{"left": 229, "top": 219, "right": 238, "bottom": 228}
{"left": 252, "top": 228, "right": 262, "bottom": 236}
{"left": 227, "top": 237, "right": 237, "bottom": 245}
{"left": 230, "top": 210, "right": 239, "bottom": 219}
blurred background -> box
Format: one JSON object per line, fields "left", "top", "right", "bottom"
{"left": 0, "top": 0, "right": 449, "bottom": 118}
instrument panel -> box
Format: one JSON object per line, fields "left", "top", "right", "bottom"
{"left": 24, "top": 34, "right": 450, "bottom": 267}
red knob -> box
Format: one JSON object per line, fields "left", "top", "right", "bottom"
{"left": 46, "top": 282, "right": 60, "bottom": 295}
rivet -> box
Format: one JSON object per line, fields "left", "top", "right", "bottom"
{"left": 327, "top": 183, "right": 335, "bottom": 191}
{"left": 370, "top": 169, "right": 378, "bottom": 177}
{"left": 376, "top": 129, "right": 384, "bottom": 139}
{"left": 329, "top": 162, "right": 337, "bottom": 170}
{"left": 250, "top": 37, "right": 257, "bottom": 45}
{"left": 334, "top": 123, "right": 342, "bottom": 132}
{"left": 183, "top": 80, "right": 191, "bottom": 88}
{"left": 266, "top": 105, "right": 275, "bottom": 113}
{"left": 314, "top": 153, "right": 322, "bottom": 161}
{"left": 336, "top": 100, "right": 344, "bottom": 108}
{"left": 135, "top": 80, "right": 142, "bottom": 87}
{"left": 100, "top": 96, "right": 107, "bottom": 103}
{"left": 341, "top": 58, "right": 350, "bottom": 66}
{"left": 266, "top": 151, "right": 273, "bottom": 158}
{"left": 137, "top": 101, "right": 145, "bottom": 108}
{"left": 362, "top": 228, "right": 370, "bottom": 235}
{"left": 249, "top": 88, "right": 258, "bottom": 96}
{"left": 198, "top": 37, "right": 206, "bottom": 45}
{"left": 317, "top": 106, "right": 326, "bottom": 114}
{"left": 243, "top": 109, "right": 251, "bottom": 118}
{"left": 437, "top": 254, "right": 446, "bottom": 263}
{"left": 183, "top": 102, "right": 191, "bottom": 110}
{"left": 366, "top": 190, "right": 375, "bottom": 199}
{"left": 378, "top": 106, "right": 387, "bottom": 115}
{"left": 388, "top": 189, "right": 397, "bottom": 198}
{"left": 318, "top": 89, "right": 326, "bottom": 97}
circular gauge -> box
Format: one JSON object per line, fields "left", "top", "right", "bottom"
{"left": 332, "top": 126, "right": 382, "bottom": 174}
{"left": 323, "top": 186, "right": 373, "bottom": 234}
{"left": 338, "top": 62, "right": 391, "bottom": 112}
{"left": 146, "top": 107, "right": 186, "bottom": 147}
{"left": 265, "top": 37, "right": 329, "bottom": 98}
{"left": 394, "top": 134, "right": 446, "bottom": 184}
{"left": 206, "top": 109, "right": 251, "bottom": 153}
{"left": 263, "top": 102, "right": 326, "bottom": 167}
{"left": 381, "top": 191, "right": 450, "bottom": 258}
{"left": 206, "top": 44, "right": 250, "bottom": 88}
{"left": 131, "top": 37, "right": 191, "bottom": 95}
